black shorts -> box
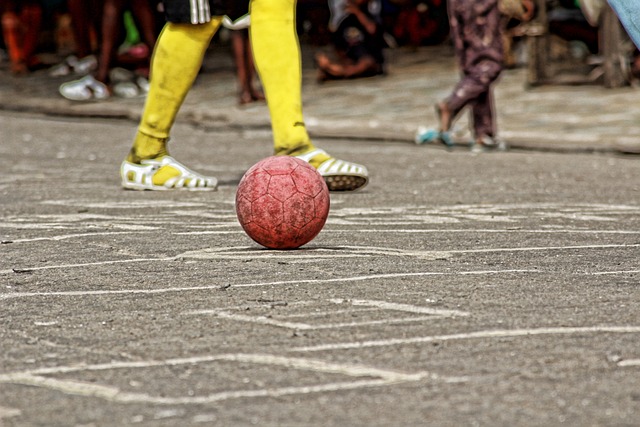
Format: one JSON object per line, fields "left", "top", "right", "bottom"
{"left": 163, "top": 0, "right": 249, "bottom": 24}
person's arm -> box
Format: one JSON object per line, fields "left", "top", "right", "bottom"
{"left": 344, "top": 1, "right": 378, "bottom": 35}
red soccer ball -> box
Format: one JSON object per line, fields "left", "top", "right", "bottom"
{"left": 235, "top": 156, "right": 330, "bottom": 249}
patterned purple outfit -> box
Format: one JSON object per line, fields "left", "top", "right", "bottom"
{"left": 445, "top": 0, "right": 504, "bottom": 138}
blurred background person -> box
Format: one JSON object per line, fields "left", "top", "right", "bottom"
{"left": 58, "top": 0, "right": 157, "bottom": 100}
{"left": 315, "top": 0, "right": 385, "bottom": 81}
{"left": 1, "top": 0, "right": 43, "bottom": 74}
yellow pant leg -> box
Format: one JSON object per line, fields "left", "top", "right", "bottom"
{"left": 250, "top": 0, "right": 324, "bottom": 160}
{"left": 127, "top": 19, "right": 222, "bottom": 163}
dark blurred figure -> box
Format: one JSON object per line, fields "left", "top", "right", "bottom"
{"left": 315, "top": 0, "right": 385, "bottom": 81}
{"left": 548, "top": 0, "right": 599, "bottom": 55}
{"left": 1, "top": 0, "right": 43, "bottom": 74}
{"left": 392, "top": 0, "right": 449, "bottom": 47}
{"left": 297, "top": 0, "right": 331, "bottom": 45}
{"left": 231, "top": 28, "right": 265, "bottom": 104}
{"left": 68, "top": 0, "right": 101, "bottom": 59}
{"left": 225, "top": 3, "right": 264, "bottom": 105}
{"left": 48, "top": 0, "right": 101, "bottom": 77}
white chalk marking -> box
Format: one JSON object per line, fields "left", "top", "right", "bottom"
{"left": 0, "top": 406, "right": 21, "bottom": 419}
{"left": 214, "top": 311, "right": 315, "bottom": 330}
{"left": 0, "top": 257, "right": 175, "bottom": 276}
{"left": 327, "top": 229, "right": 640, "bottom": 235}
{"left": 0, "top": 269, "right": 537, "bottom": 300}
{"left": 2, "top": 374, "right": 408, "bottom": 404}
{"left": 33, "top": 321, "right": 58, "bottom": 326}
{"left": 187, "top": 299, "right": 467, "bottom": 330}
{"left": 205, "top": 311, "right": 455, "bottom": 331}
{"left": 330, "top": 299, "right": 469, "bottom": 317}
{"left": 0, "top": 353, "right": 447, "bottom": 404}
{"left": 280, "top": 307, "right": 378, "bottom": 319}
{"left": 424, "top": 243, "right": 640, "bottom": 255}
{"left": 0, "top": 353, "right": 424, "bottom": 378}
{"left": 170, "top": 242, "right": 640, "bottom": 263}
{"left": 617, "top": 359, "right": 640, "bottom": 367}
{"left": 40, "top": 200, "right": 207, "bottom": 209}
{"left": 5, "top": 231, "right": 152, "bottom": 244}
{"left": 591, "top": 270, "right": 640, "bottom": 276}
{"left": 289, "top": 326, "right": 640, "bottom": 353}
{"left": 327, "top": 203, "right": 640, "bottom": 224}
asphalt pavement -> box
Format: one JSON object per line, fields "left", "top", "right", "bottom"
{"left": 1, "top": 43, "right": 640, "bottom": 427}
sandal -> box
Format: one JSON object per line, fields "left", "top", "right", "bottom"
{"left": 59, "top": 75, "right": 109, "bottom": 101}
{"left": 121, "top": 156, "right": 218, "bottom": 191}
{"left": 295, "top": 148, "right": 368, "bottom": 192}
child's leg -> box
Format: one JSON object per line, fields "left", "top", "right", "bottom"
{"left": 442, "top": 74, "right": 483, "bottom": 127}
{"left": 471, "top": 88, "right": 497, "bottom": 140}
{"left": 231, "top": 29, "right": 252, "bottom": 104}
{"left": 127, "top": 19, "right": 222, "bottom": 163}
{"left": 130, "top": 0, "right": 157, "bottom": 52}
{"left": 443, "top": 56, "right": 502, "bottom": 128}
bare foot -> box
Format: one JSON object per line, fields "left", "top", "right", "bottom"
{"left": 250, "top": 90, "right": 265, "bottom": 102}
{"left": 239, "top": 91, "right": 253, "bottom": 105}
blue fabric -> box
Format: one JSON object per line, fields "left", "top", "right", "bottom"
{"left": 608, "top": 0, "right": 640, "bottom": 48}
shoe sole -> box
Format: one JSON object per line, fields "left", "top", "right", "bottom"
{"left": 323, "top": 175, "right": 368, "bottom": 192}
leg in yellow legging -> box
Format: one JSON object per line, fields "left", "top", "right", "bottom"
{"left": 127, "top": 18, "right": 222, "bottom": 164}
{"left": 250, "top": 0, "right": 368, "bottom": 191}
{"left": 249, "top": 0, "right": 315, "bottom": 159}
{"left": 121, "top": 18, "right": 222, "bottom": 191}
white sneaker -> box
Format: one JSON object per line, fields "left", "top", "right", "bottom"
{"left": 49, "top": 55, "right": 97, "bottom": 77}
{"left": 296, "top": 149, "right": 369, "bottom": 191}
{"left": 59, "top": 75, "right": 109, "bottom": 101}
{"left": 121, "top": 156, "right": 218, "bottom": 191}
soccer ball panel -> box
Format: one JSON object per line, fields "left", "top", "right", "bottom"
{"left": 268, "top": 174, "right": 298, "bottom": 202}
{"left": 261, "top": 156, "right": 302, "bottom": 175}
{"left": 291, "top": 163, "right": 327, "bottom": 197}
{"left": 284, "top": 192, "right": 316, "bottom": 228}
{"left": 252, "top": 194, "right": 284, "bottom": 226}
{"left": 239, "top": 169, "right": 271, "bottom": 201}
{"left": 235, "top": 196, "right": 253, "bottom": 225}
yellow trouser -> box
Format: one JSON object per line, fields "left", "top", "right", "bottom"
{"left": 128, "top": 0, "right": 321, "bottom": 163}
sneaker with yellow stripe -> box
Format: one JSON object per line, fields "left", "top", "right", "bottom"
{"left": 120, "top": 156, "right": 218, "bottom": 191}
{"left": 295, "top": 149, "right": 368, "bottom": 192}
